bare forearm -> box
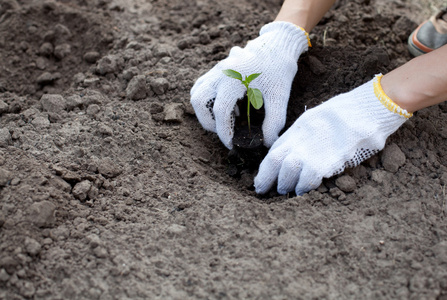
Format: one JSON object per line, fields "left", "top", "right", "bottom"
{"left": 275, "top": 0, "right": 336, "bottom": 32}
{"left": 382, "top": 44, "right": 447, "bottom": 112}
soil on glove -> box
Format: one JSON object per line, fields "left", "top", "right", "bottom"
{"left": 1, "top": 0, "right": 447, "bottom": 299}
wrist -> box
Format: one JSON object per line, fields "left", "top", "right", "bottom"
{"left": 275, "top": 8, "right": 317, "bottom": 33}
{"left": 274, "top": 0, "right": 336, "bottom": 32}
{"left": 373, "top": 74, "right": 413, "bottom": 118}
{"left": 381, "top": 71, "right": 447, "bottom": 113}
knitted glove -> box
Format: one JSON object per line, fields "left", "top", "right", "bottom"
{"left": 190, "top": 21, "right": 310, "bottom": 149}
{"left": 254, "top": 74, "right": 413, "bottom": 195}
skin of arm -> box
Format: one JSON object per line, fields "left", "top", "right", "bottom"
{"left": 381, "top": 44, "right": 447, "bottom": 112}
{"left": 275, "top": 0, "right": 336, "bottom": 32}
{"left": 275, "top": 0, "right": 447, "bottom": 112}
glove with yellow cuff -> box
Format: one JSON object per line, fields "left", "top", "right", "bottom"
{"left": 254, "top": 74, "right": 413, "bottom": 195}
{"left": 191, "top": 21, "right": 311, "bottom": 149}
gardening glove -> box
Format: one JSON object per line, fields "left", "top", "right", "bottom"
{"left": 254, "top": 74, "right": 413, "bottom": 195}
{"left": 190, "top": 21, "right": 311, "bottom": 149}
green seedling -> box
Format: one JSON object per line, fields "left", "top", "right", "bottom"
{"left": 222, "top": 69, "right": 263, "bottom": 135}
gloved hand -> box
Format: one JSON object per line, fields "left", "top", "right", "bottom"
{"left": 254, "top": 74, "right": 413, "bottom": 195}
{"left": 190, "top": 21, "right": 310, "bottom": 149}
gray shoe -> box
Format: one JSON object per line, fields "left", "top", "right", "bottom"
{"left": 408, "top": 8, "right": 447, "bottom": 56}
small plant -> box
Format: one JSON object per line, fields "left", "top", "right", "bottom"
{"left": 222, "top": 69, "right": 263, "bottom": 135}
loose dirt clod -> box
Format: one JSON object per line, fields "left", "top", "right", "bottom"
{"left": 28, "top": 201, "right": 56, "bottom": 228}
{"left": 0, "top": 129, "right": 11, "bottom": 147}
{"left": 381, "top": 143, "right": 406, "bottom": 173}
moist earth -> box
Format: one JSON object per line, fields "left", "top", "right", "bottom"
{"left": 1, "top": 0, "right": 447, "bottom": 299}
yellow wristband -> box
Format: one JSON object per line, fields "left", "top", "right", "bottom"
{"left": 373, "top": 74, "right": 413, "bottom": 119}
{"left": 295, "top": 25, "right": 312, "bottom": 48}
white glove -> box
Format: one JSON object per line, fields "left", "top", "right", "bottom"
{"left": 190, "top": 21, "right": 310, "bottom": 149}
{"left": 254, "top": 74, "right": 413, "bottom": 195}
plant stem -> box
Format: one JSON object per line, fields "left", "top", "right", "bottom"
{"left": 247, "top": 96, "right": 251, "bottom": 136}
{"left": 243, "top": 80, "right": 252, "bottom": 136}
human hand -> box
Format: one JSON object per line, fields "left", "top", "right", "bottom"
{"left": 190, "top": 21, "right": 310, "bottom": 149}
{"left": 254, "top": 74, "right": 413, "bottom": 195}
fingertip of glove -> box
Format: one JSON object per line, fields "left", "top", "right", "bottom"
{"left": 220, "top": 136, "right": 233, "bottom": 150}
{"left": 263, "top": 136, "right": 278, "bottom": 148}
{"left": 295, "top": 178, "right": 321, "bottom": 197}
{"left": 262, "top": 119, "right": 284, "bottom": 148}
{"left": 254, "top": 174, "right": 275, "bottom": 195}
{"left": 253, "top": 175, "right": 262, "bottom": 189}
{"left": 294, "top": 188, "right": 308, "bottom": 197}
{"left": 277, "top": 186, "right": 292, "bottom": 195}
{"left": 254, "top": 182, "right": 267, "bottom": 195}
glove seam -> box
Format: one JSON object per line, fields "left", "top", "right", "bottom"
{"left": 373, "top": 74, "right": 413, "bottom": 119}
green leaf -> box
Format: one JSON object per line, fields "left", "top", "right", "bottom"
{"left": 247, "top": 88, "right": 263, "bottom": 110}
{"left": 222, "top": 69, "right": 242, "bottom": 81}
{"left": 245, "top": 72, "right": 261, "bottom": 85}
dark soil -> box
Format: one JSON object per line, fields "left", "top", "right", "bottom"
{"left": 1, "top": 0, "right": 447, "bottom": 299}
{"left": 228, "top": 125, "right": 266, "bottom": 178}
{"left": 228, "top": 96, "right": 267, "bottom": 177}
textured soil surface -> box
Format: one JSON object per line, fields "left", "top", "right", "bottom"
{"left": 1, "top": 0, "right": 447, "bottom": 299}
